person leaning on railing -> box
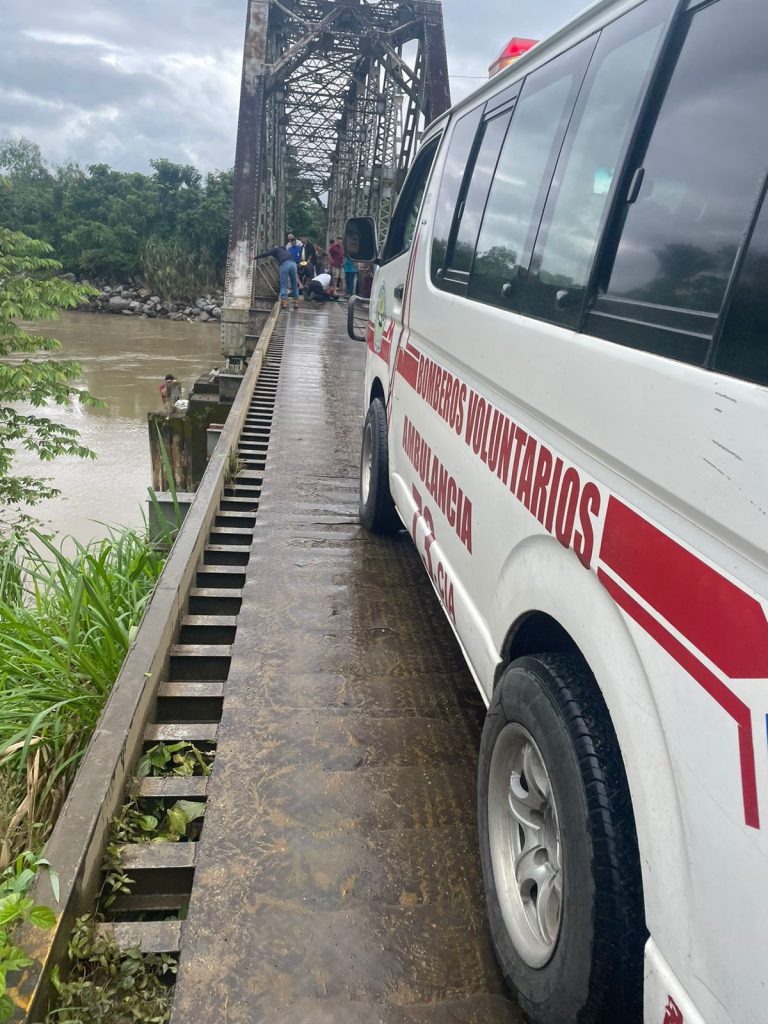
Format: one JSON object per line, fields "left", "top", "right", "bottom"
{"left": 253, "top": 243, "right": 301, "bottom": 310}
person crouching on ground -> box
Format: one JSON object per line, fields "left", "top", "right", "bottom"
{"left": 305, "top": 270, "right": 338, "bottom": 302}
{"left": 253, "top": 242, "right": 300, "bottom": 310}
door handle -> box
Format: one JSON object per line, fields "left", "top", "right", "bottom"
{"left": 394, "top": 284, "right": 404, "bottom": 300}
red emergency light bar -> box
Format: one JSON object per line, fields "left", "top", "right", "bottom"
{"left": 489, "top": 37, "right": 538, "bottom": 77}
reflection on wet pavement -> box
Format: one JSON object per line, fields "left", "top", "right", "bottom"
{"left": 171, "top": 306, "right": 522, "bottom": 1024}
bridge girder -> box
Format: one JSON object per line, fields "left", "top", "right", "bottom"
{"left": 221, "top": 0, "right": 450, "bottom": 358}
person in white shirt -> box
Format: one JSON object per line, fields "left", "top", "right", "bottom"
{"left": 305, "top": 270, "right": 337, "bottom": 302}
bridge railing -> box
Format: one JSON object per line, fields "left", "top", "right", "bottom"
{"left": 9, "top": 304, "right": 281, "bottom": 1023}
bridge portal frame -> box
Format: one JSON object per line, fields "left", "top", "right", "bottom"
{"left": 221, "top": 0, "right": 451, "bottom": 359}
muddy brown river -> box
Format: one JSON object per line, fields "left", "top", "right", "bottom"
{"left": 14, "top": 312, "right": 221, "bottom": 546}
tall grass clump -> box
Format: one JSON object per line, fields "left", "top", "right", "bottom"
{"left": 0, "top": 528, "right": 168, "bottom": 866}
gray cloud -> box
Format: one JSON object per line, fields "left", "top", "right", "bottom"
{"left": 0, "top": 0, "right": 588, "bottom": 173}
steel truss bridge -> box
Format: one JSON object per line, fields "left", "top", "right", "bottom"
{"left": 221, "top": 0, "right": 451, "bottom": 358}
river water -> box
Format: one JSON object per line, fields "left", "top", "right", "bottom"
{"left": 14, "top": 313, "right": 222, "bottom": 546}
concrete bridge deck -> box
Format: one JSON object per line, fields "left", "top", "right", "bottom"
{"left": 170, "top": 304, "right": 522, "bottom": 1024}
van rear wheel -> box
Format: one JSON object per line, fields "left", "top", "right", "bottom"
{"left": 478, "top": 654, "right": 645, "bottom": 1024}
{"left": 359, "top": 397, "right": 399, "bottom": 534}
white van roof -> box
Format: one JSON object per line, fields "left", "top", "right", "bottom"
{"left": 426, "top": 0, "right": 645, "bottom": 138}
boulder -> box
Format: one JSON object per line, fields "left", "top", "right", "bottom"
{"left": 199, "top": 311, "right": 210, "bottom": 322}
{"left": 108, "top": 296, "right": 131, "bottom": 313}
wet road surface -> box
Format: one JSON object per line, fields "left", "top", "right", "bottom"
{"left": 170, "top": 305, "right": 523, "bottom": 1024}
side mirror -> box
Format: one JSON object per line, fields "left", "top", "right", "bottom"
{"left": 347, "top": 295, "right": 369, "bottom": 343}
{"left": 344, "top": 217, "right": 378, "bottom": 263}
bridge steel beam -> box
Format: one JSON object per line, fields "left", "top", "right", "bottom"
{"left": 221, "top": 0, "right": 451, "bottom": 358}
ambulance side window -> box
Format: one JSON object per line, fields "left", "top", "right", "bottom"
{"left": 381, "top": 137, "right": 441, "bottom": 265}
{"left": 586, "top": 0, "right": 768, "bottom": 366}
{"left": 467, "top": 36, "right": 595, "bottom": 311}
{"left": 438, "top": 108, "right": 514, "bottom": 296}
{"left": 430, "top": 108, "right": 483, "bottom": 284}
{"left": 522, "top": 0, "right": 667, "bottom": 328}
{"left": 714, "top": 184, "right": 768, "bottom": 387}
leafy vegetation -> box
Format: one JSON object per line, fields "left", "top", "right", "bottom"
{"left": 47, "top": 918, "right": 176, "bottom": 1024}
{"left": 0, "top": 137, "right": 328, "bottom": 297}
{"left": 0, "top": 227, "right": 100, "bottom": 521}
{"left": 0, "top": 529, "right": 169, "bottom": 867}
{"left": 0, "top": 852, "right": 58, "bottom": 1022}
{"left": 46, "top": 742, "right": 213, "bottom": 1024}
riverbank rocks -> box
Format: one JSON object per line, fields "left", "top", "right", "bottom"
{"left": 73, "top": 280, "right": 226, "bottom": 324}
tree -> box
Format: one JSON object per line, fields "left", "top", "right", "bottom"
{"left": 0, "top": 227, "right": 100, "bottom": 525}
{"left": 0, "top": 138, "right": 236, "bottom": 297}
{"left": 284, "top": 147, "right": 327, "bottom": 242}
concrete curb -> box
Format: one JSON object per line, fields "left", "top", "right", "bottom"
{"left": 10, "top": 302, "right": 282, "bottom": 1022}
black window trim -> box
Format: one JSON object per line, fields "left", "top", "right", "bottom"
{"left": 379, "top": 133, "right": 443, "bottom": 267}
{"left": 707, "top": 167, "right": 768, "bottom": 375}
{"left": 458, "top": 33, "right": 600, "bottom": 309}
{"left": 429, "top": 105, "right": 485, "bottom": 287}
{"left": 580, "top": 0, "right": 688, "bottom": 334}
{"left": 515, "top": 0, "right": 675, "bottom": 330}
{"left": 581, "top": 0, "right": 754, "bottom": 364}
{"left": 439, "top": 100, "right": 518, "bottom": 297}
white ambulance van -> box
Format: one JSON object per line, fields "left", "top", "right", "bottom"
{"left": 345, "top": 0, "right": 768, "bottom": 1022}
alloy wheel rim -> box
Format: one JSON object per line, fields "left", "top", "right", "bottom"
{"left": 488, "top": 722, "right": 563, "bottom": 967}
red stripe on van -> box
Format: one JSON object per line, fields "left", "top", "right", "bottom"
{"left": 601, "top": 498, "right": 768, "bottom": 681}
{"left": 367, "top": 324, "right": 391, "bottom": 364}
{"left": 598, "top": 568, "right": 759, "bottom": 829}
{"left": 397, "top": 348, "right": 419, "bottom": 389}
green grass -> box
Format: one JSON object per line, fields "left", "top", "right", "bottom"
{"left": 0, "top": 527, "right": 169, "bottom": 866}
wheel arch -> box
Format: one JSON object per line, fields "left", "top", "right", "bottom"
{"left": 490, "top": 535, "right": 693, "bottom": 966}
{"left": 369, "top": 375, "right": 386, "bottom": 405}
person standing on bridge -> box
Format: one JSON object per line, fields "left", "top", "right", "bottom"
{"left": 253, "top": 243, "right": 300, "bottom": 311}
{"left": 299, "top": 237, "right": 317, "bottom": 286}
{"left": 343, "top": 252, "right": 358, "bottom": 297}
{"left": 287, "top": 234, "right": 303, "bottom": 265}
{"left": 329, "top": 237, "right": 344, "bottom": 292}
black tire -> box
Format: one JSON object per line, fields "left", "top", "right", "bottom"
{"left": 478, "top": 654, "right": 645, "bottom": 1024}
{"left": 359, "top": 398, "right": 400, "bottom": 534}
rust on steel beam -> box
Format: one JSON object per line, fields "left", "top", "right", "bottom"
{"left": 221, "top": 0, "right": 272, "bottom": 360}
{"left": 418, "top": 0, "right": 452, "bottom": 124}
{"left": 222, "top": 1, "right": 451, "bottom": 357}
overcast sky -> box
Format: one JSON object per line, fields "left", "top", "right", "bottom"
{"left": 0, "top": 0, "right": 587, "bottom": 175}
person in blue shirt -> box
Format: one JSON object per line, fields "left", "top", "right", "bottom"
{"left": 343, "top": 254, "right": 357, "bottom": 296}
{"left": 253, "top": 244, "right": 300, "bottom": 310}
{"left": 287, "top": 234, "right": 303, "bottom": 264}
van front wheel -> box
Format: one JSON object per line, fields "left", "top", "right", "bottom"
{"left": 478, "top": 654, "right": 645, "bottom": 1024}
{"left": 359, "top": 398, "right": 399, "bottom": 534}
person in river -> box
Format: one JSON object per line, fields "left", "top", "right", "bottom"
{"left": 253, "top": 243, "right": 300, "bottom": 310}
{"left": 159, "top": 374, "right": 181, "bottom": 412}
